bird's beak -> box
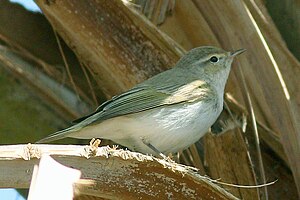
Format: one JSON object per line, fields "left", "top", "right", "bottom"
{"left": 230, "top": 48, "right": 246, "bottom": 57}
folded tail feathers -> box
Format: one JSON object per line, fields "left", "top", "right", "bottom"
{"left": 37, "top": 112, "right": 99, "bottom": 143}
{"left": 36, "top": 124, "right": 81, "bottom": 143}
{"left": 36, "top": 129, "right": 69, "bottom": 143}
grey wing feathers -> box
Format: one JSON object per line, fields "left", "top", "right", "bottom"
{"left": 72, "top": 87, "right": 146, "bottom": 123}
{"left": 72, "top": 86, "right": 168, "bottom": 123}
{"left": 90, "top": 86, "right": 177, "bottom": 124}
{"left": 36, "top": 85, "right": 173, "bottom": 143}
{"left": 82, "top": 80, "right": 212, "bottom": 124}
{"left": 36, "top": 80, "right": 209, "bottom": 143}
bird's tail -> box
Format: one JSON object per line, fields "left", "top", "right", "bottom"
{"left": 36, "top": 124, "right": 82, "bottom": 143}
{"left": 36, "top": 112, "right": 100, "bottom": 143}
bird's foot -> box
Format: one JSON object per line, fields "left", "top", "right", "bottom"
{"left": 141, "top": 138, "right": 174, "bottom": 163}
{"left": 82, "top": 138, "right": 101, "bottom": 158}
{"left": 159, "top": 153, "right": 175, "bottom": 163}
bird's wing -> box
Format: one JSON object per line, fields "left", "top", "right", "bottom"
{"left": 36, "top": 81, "right": 214, "bottom": 143}
{"left": 73, "top": 80, "right": 213, "bottom": 125}
{"left": 73, "top": 85, "right": 177, "bottom": 124}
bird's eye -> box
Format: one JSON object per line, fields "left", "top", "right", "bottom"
{"left": 209, "top": 56, "right": 219, "bottom": 63}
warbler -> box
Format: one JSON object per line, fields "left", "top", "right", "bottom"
{"left": 37, "top": 46, "right": 245, "bottom": 155}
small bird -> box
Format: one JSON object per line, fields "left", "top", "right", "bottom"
{"left": 37, "top": 46, "right": 245, "bottom": 155}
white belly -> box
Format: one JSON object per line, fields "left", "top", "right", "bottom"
{"left": 126, "top": 100, "right": 221, "bottom": 153}
{"left": 72, "top": 100, "right": 222, "bottom": 154}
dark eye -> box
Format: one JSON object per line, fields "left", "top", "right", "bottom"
{"left": 210, "top": 56, "right": 219, "bottom": 63}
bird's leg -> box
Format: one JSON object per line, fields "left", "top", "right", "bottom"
{"left": 141, "top": 138, "right": 173, "bottom": 162}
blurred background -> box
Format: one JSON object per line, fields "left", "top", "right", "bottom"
{"left": 0, "top": 0, "right": 299, "bottom": 199}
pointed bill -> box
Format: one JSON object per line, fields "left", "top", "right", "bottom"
{"left": 230, "top": 49, "right": 246, "bottom": 57}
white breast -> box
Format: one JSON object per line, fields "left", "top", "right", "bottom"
{"left": 115, "top": 99, "right": 222, "bottom": 154}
